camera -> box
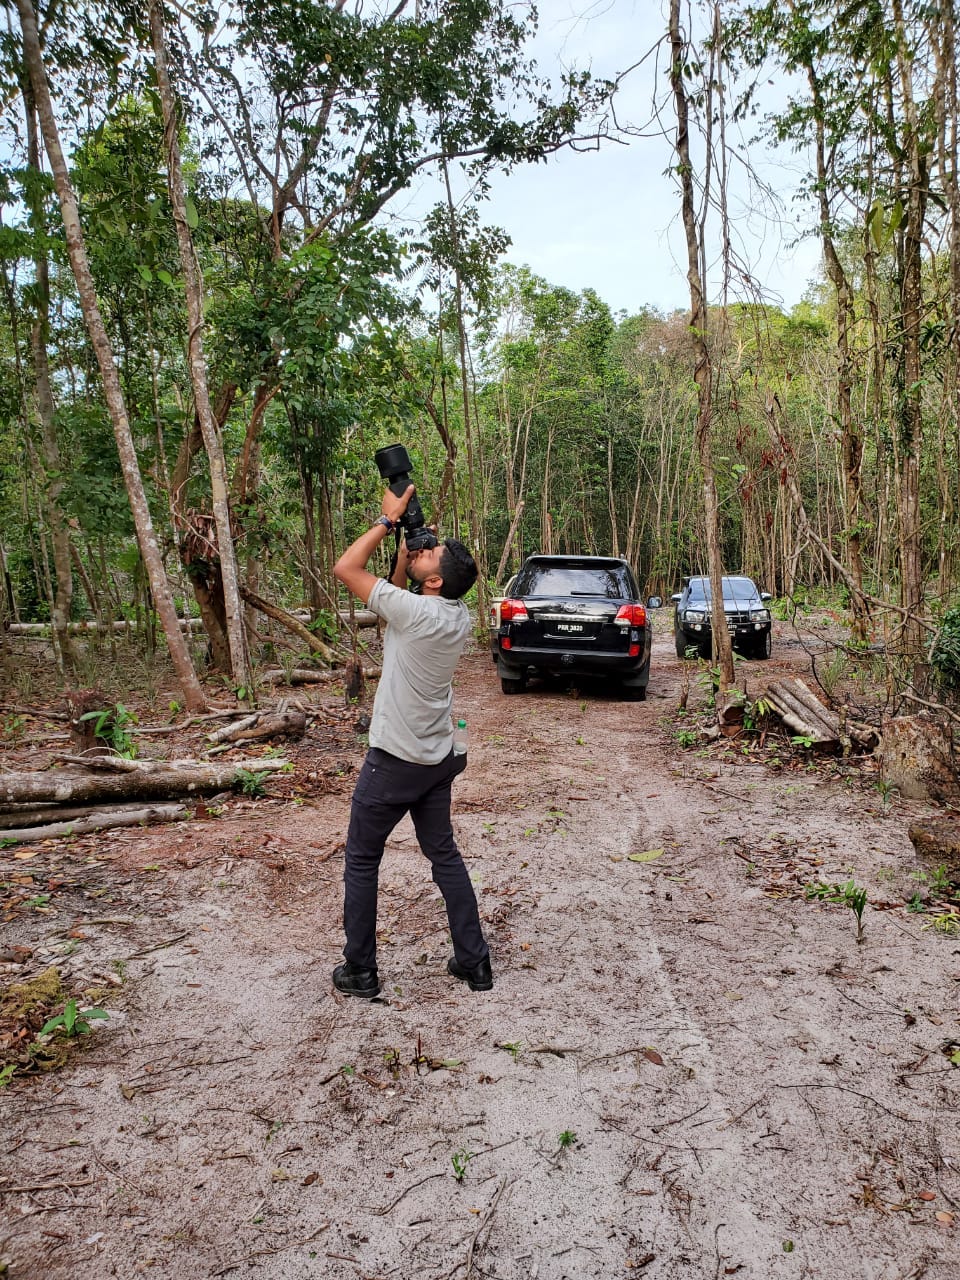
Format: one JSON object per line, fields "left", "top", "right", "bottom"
{"left": 374, "top": 444, "right": 438, "bottom": 552}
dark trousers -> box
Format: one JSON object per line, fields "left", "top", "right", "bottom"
{"left": 343, "top": 747, "right": 489, "bottom": 971}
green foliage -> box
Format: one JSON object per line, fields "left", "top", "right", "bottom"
{"left": 805, "top": 879, "right": 868, "bottom": 943}
{"left": 235, "top": 768, "right": 269, "bottom": 798}
{"left": 40, "top": 998, "right": 109, "bottom": 1038}
{"left": 451, "top": 1147, "right": 474, "bottom": 1183}
{"left": 80, "top": 704, "right": 138, "bottom": 757}
{"left": 932, "top": 608, "right": 960, "bottom": 690}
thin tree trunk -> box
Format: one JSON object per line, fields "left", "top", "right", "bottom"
{"left": 149, "top": 0, "right": 251, "bottom": 698}
{"left": 669, "top": 0, "right": 733, "bottom": 689}
{"left": 15, "top": 0, "right": 206, "bottom": 711}
{"left": 21, "top": 74, "right": 75, "bottom": 673}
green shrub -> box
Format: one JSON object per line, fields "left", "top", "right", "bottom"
{"left": 932, "top": 607, "right": 960, "bottom": 690}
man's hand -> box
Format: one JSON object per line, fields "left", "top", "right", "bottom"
{"left": 382, "top": 483, "right": 414, "bottom": 526}
{"left": 334, "top": 484, "right": 418, "bottom": 605}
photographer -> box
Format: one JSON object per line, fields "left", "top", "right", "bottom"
{"left": 331, "top": 481, "right": 492, "bottom": 999}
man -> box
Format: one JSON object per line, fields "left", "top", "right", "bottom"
{"left": 331, "top": 482, "right": 492, "bottom": 999}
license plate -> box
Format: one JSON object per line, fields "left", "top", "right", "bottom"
{"left": 556, "top": 622, "right": 584, "bottom": 633}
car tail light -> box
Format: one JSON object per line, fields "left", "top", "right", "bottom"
{"left": 615, "top": 604, "right": 647, "bottom": 627}
{"left": 628, "top": 642, "right": 641, "bottom": 657}
{"left": 500, "top": 598, "right": 528, "bottom": 623}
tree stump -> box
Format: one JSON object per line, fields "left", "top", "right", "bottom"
{"left": 879, "top": 712, "right": 960, "bottom": 806}
{"left": 65, "top": 690, "right": 110, "bottom": 755}
{"left": 908, "top": 818, "right": 960, "bottom": 887}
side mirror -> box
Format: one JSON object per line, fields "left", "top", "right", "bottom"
{"left": 670, "top": 593, "right": 682, "bottom": 603}
{"left": 761, "top": 592, "right": 772, "bottom": 602}
{"left": 647, "top": 596, "right": 662, "bottom": 610}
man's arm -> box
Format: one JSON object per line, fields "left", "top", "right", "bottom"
{"left": 334, "top": 484, "right": 414, "bottom": 605}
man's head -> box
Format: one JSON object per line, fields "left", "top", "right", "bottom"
{"left": 407, "top": 538, "right": 478, "bottom": 599}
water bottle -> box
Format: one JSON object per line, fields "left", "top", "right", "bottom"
{"left": 453, "top": 718, "right": 468, "bottom": 755}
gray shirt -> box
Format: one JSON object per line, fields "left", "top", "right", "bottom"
{"left": 367, "top": 579, "right": 472, "bottom": 765}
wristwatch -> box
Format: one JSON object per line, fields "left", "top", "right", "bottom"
{"left": 375, "top": 515, "right": 395, "bottom": 532}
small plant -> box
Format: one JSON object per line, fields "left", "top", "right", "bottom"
{"left": 675, "top": 728, "right": 698, "bottom": 749}
{"left": 40, "top": 998, "right": 109, "bottom": 1038}
{"left": 921, "top": 909, "right": 960, "bottom": 936}
{"left": 927, "top": 863, "right": 955, "bottom": 898}
{"left": 696, "top": 663, "right": 721, "bottom": 708}
{"left": 2, "top": 712, "right": 26, "bottom": 739}
{"left": 907, "top": 892, "right": 925, "bottom": 913}
{"left": 557, "top": 1129, "right": 578, "bottom": 1149}
{"left": 498, "top": 1040, "right": 522, "bottom": 1062}
{"left": 80, "top": 703, "right": 138, "bottom": 757}
{"left": 874, "top": 778, "right": 899, "bottom": 814}
{"left": 235, "top": 768, "right": 269, "bottom": 798}
{"left": 791, "top": 733, "right": 815, "bottom": 749}
{"left": 110, "top": 959, "right": 127, "bottom": 981}
{"left": 0, "top": 1063, "right": 16, "bottom": 1087}
{"left": 805, "top": 879, "right": 868, "bottom": 943}
{"left": 451, "top": 1147, "right": 474, "bottom": 1182}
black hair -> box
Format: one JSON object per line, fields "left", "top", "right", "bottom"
{"left": 438, "top": 538, "right": 478, "bottom": 600}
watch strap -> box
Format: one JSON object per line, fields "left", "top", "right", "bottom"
{"left": 376, "top": 515, "right": 394, "bottom": 532}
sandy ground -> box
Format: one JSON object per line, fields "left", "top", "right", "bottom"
{"left": 1, "top": 617, "right": 959, "bottom": 1280}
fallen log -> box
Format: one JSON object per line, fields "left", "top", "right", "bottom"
{"left": 0, "top": 758, "right": 289, "bottom": 807}
{"left": 761, "top": 678, "right": 878, "bottom": 752}
{"left": 0, "top": 803, "right": 187, "bottom": 845}
{"left": 206, "top": 703, "right": 306, "bottom": 745}
{"left": 259, "top": 666, "right": 380, "bottom": 685}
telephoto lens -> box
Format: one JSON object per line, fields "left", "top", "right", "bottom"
{"left": 374, "top": 444, "right": 438, "bottom": 550}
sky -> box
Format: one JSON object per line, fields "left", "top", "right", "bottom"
{"left": 440, "top": 0, "right": 825, "bottom": 317}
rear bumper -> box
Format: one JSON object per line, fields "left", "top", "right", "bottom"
{"left": 496, "top": 638, "right": 651, "bottom": 681}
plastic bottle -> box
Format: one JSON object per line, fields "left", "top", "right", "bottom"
{"left": 453, "top": 718, "right": 468, "bottom": 755}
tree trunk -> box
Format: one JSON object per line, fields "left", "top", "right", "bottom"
{"left": 15, "top": 0, "right": 206, "bottom": 712}
{"left": 668, "top": 0, "right": 733, "bottom": 690}
{"left": 149, "top": 0, "right": 251, "bottom": 698}
{"left": 891, "top": 0, "right": 929, "bottom": 657}
{"left": 22, "top": 74, "right": 75, "bottom": 673}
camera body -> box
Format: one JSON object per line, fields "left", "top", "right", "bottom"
{"left": 374, "top": 444, "right": 438, "bottom": 552}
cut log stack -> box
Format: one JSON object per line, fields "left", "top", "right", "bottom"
{"left": 0, "top": 757, "right": 290, "bottom": 846}
{"left": 761, "top": 678, "right": 879, "bottom": 754}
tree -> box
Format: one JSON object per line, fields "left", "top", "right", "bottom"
{"left": 14, "top": 0, "right": 207, "bottom": 710}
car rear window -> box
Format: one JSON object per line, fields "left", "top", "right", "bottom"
{"left": 518, "top": 565, "right": 631, "bottom": 598}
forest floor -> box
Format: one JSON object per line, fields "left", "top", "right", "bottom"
{"left": 1, "top": 613, "right": 959, "bottom": 1280}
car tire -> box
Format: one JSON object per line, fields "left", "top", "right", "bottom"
{"left": 676, "top": 631, "right": 701, "bottom": 660}
{"left": 752, "top": 630, "right": 772, "bottom": 660}
{"left": 498, "top": 660, "right": 526, "bottom": 695}
{"left": 621, "top": 682, "right": 647, "bottom": 701}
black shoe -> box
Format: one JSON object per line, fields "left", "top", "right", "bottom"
{"left": 447, "top": 955, "right": 494, "bottom": 991}
{"left": 333, "top": 962, "right": 381, "bottom": 999}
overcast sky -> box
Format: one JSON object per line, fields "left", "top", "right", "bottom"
{"left": 444, "top": 0, "right": 825, "bottom": 317}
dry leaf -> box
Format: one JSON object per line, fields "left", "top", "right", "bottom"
{"left": 918, "top": 1191, "right": 936, "bottom": 1201}
{"left": 935, "top": 1211, "right": 954, "bottom": 1225}
{"left": 642, "top": 1047, "right": 665, "bottom": 1066}
{"left": 627, "top": 849, "right": 664, "bottom": 863}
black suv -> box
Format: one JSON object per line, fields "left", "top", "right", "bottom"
{"left": 672, "top": 575, "right": 773, "bottom": 659}
{"left": 492, "top": 555, "right": 661, "bottom": 699}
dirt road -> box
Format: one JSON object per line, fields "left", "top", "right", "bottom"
{"left": 2, "top": 623, "right": 958, "bottom": 1278}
